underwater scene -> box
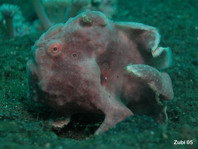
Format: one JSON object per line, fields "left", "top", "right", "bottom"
{"left": 0, "top": 0, "right": 197, "bottom": 149}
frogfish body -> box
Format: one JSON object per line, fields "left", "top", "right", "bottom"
{"left": 27, "top": 11, "right": 173, "bottom": 134}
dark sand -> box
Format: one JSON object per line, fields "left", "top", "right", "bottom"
{"left": 0, "top": 0, "right": 198, "bottom": 148}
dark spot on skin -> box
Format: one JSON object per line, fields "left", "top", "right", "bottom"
{"left": 117, "top": 75, "right": 119, "bottom": 78}
{"left": 72, "top": 53, "right": 77, "bottom": 58}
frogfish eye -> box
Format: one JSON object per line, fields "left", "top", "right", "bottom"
{"left": 48, "top": 43, "right": 63, "bottom": 56}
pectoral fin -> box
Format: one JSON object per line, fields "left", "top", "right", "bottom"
{"left": 125, "top": 64, "right": 173, "bottom": 100}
